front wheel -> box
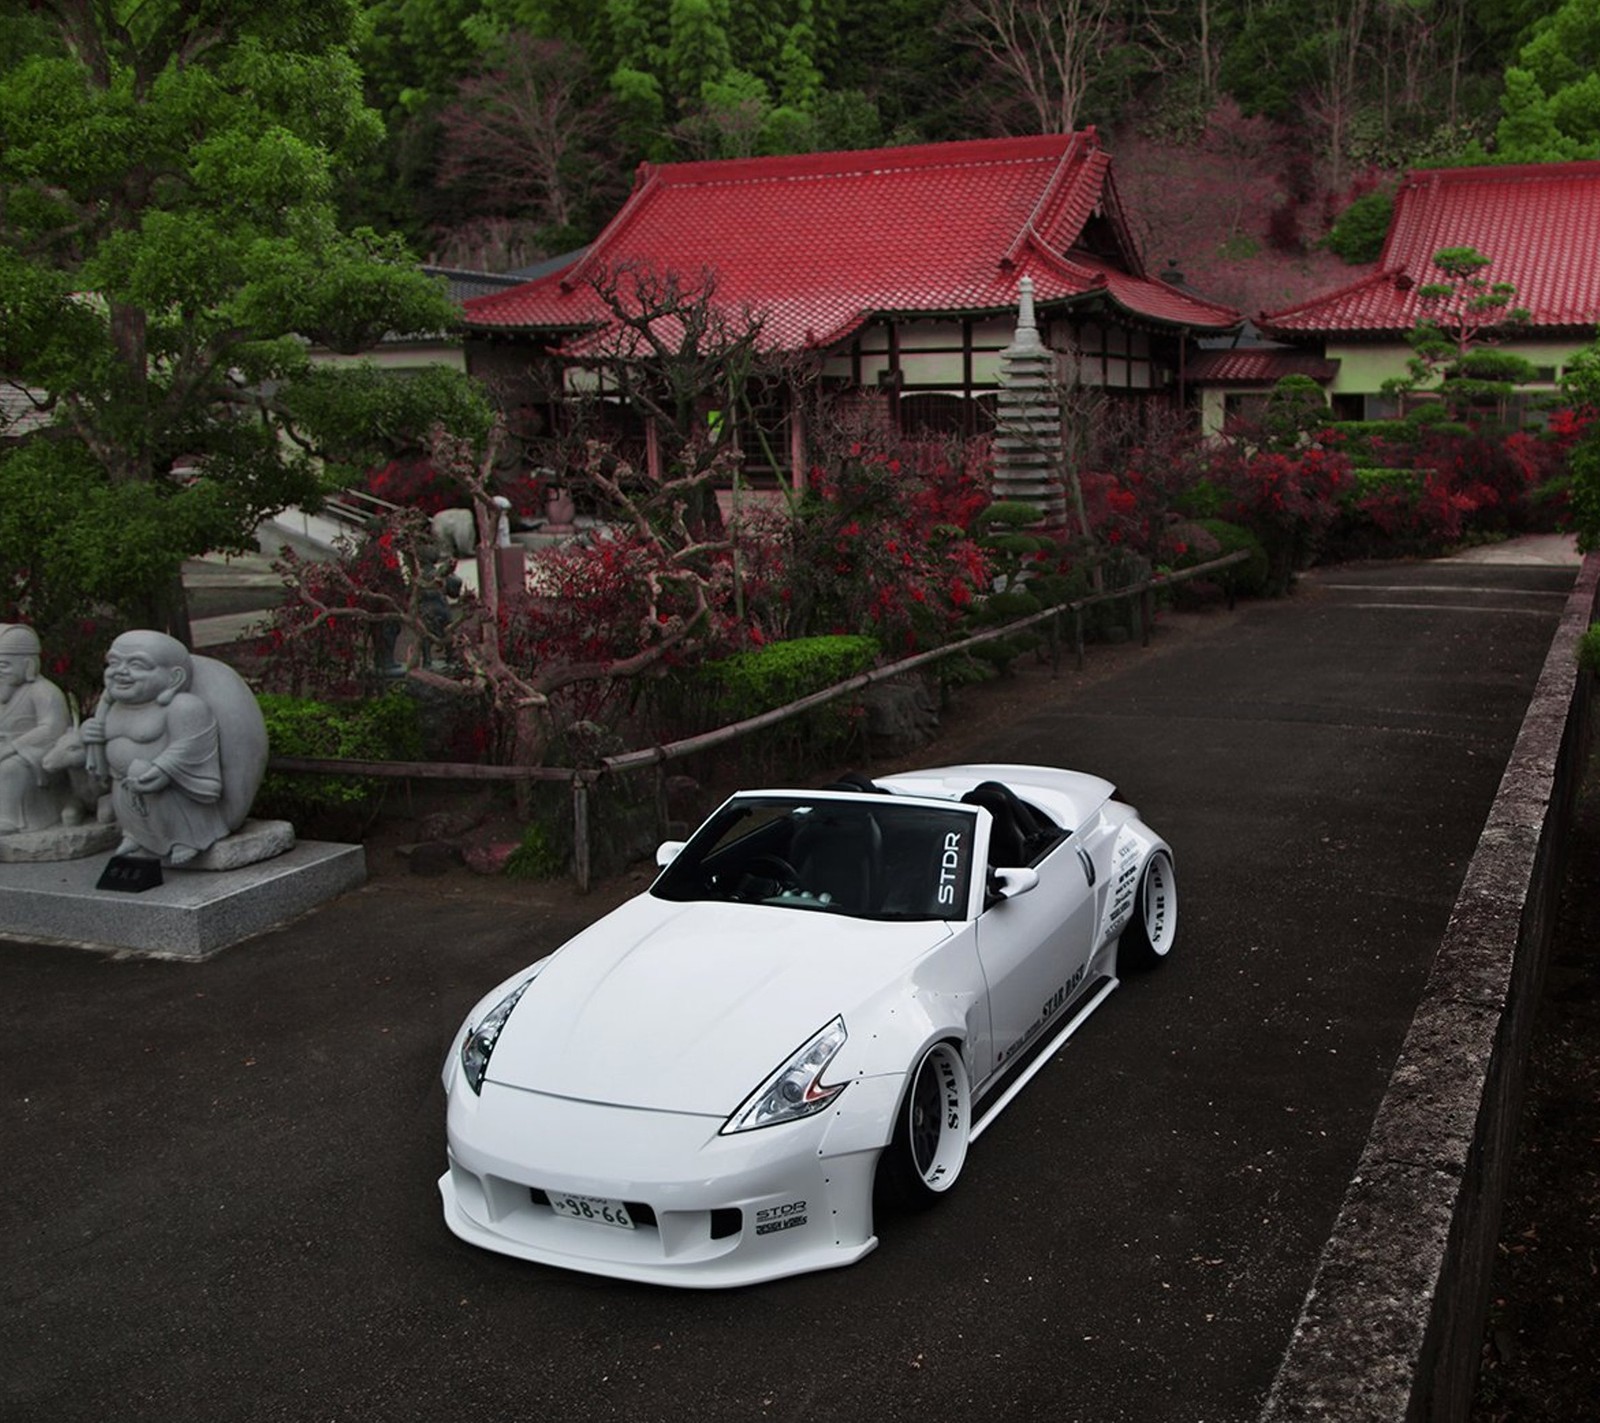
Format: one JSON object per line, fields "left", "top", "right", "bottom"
{"left": 878, "top": 1042, "right": 970, "bottom": 1210}
{"left": 1118, "top": 849, "right": 1177, "bottom": 973}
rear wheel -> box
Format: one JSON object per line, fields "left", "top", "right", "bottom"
{"left": 878, "top": 1042, "right": 970, "bottom": 1210}
{"left": 1118, "top": 850, "right": 1177, "bottom": 972}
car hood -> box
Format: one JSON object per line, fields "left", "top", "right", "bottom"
{"left": 485, "top": 896, "right": 947, "bottom": 1115}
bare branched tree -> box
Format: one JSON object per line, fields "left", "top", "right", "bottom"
{"left": 1130, "top": 0, "right": 1225, "bottom": 119}
{"left": 1306, "top": 0, "right": 1373, "bottom": 192}
{"left": 437, "top": 33, "right": 609, "bottom": 237}
{"left": 951, "top": 0, "right": 1121, "bottom": 134}
{"left": 274, "top": 264, "right": 839, "bottom": 773}
{"left": 274, "top": 418, "right": 738, "bottom": 772}
{"left": 565, "top": 261, "right": 779, "bottom": 535}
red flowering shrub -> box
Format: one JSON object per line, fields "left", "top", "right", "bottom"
{"left": 265, "top": 423, "right": 994, "bottom": 761}
{"left": 362, "top": 457, "right": 457, "bottom": 515}
{"left": 0, "top": 615, "right": 114, "bottom": 711}
{"left": 261, "top": 508, "right": 438, "bottom": 699}
{"left": 902, "top": 436, "right": 993, "bottom": 532}
{"left": 1416, "top": 428, "right": 1540, "bottom": 533}
{"left": 1349, "top": 468, "right": 1476, "bottom": 553}
{"left": 362, "top": 455, "right": 543, "bottom": 519}
{"left": 1328, "top": 416, "right": 1581, "bottom": 556}
{"left": 1079, "top": 450, "right": 1205, "bottom": 567}
{"left": 502, "top": 532, "right": 751, "bottom": 730}
{"left": 1078, "top": 470, "right": 1139, "bottom": 552}
{"left": 771, "top": 436, "right": 993, "bottom": 653}
{"left": 1205, "top": 442, "right": 1354, "bottom": 592}
{"left": 1535, "top": 407, "right": 1593, "bottom": 530}
{"left": 1547, "top": 407, "right": 1592, "bottom": 449}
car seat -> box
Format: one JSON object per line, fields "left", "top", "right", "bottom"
{"left": 792, "top": 809, "right": 883, "bottom": 914}
{"left": 960, "top": 781, "right": 1033, "bottom": 867}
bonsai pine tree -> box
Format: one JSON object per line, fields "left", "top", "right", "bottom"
{"left": 1384, "top": 247, "right": 1537, "bottom": 424}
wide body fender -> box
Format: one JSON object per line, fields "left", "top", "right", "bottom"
{"left": 1085, "top": 803, "right": 1171, "bottom": 947}
{"left": 823, "top": 928, "right": 986, "bottom": 1154}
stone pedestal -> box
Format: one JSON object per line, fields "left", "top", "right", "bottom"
{"left": 494, "top": 545, "right": 527, "bottom": 597}
{"left": 0, "top": 840, "right": 367, "bottom": 960}
{"left": 0, "top": 822, "right": 119, "bottom": 864}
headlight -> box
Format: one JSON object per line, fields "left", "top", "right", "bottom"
{"left": 460, "top": 979, "right": 533, "bottom": 1095}
{"left": 721, "top": 1016, "right": 848, "bottom": 1134}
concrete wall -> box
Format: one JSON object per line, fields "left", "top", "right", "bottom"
{"left": 1260, "top": 553, "right": 1599, "bottom": 1420}
{"left": 1324, "top": 337, "right": 1590, "bottom": 400}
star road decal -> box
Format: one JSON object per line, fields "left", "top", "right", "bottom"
{"left": 997, "top": 962, "right": 1090, "bottom": 1064}
{"left": 754, "top": 1200, "right": 808, "bottom": 1235}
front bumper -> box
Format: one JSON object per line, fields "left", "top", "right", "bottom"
{"left": 440, "top": 1075, "right": 902, "bottom": 1288}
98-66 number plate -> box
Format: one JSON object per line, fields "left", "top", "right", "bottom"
{"left": 549, "top": 1192, "right": 635, "bottom": 1229}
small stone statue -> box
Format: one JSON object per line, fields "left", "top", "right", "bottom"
{"left": 80, "top": 630, "right": 269, "bottom": 867}
{"left": 429, "top": 507, "right": 477, "bottom": 559}
{"left": 0, "top": 623, "right": 76, "bottom": 834}
{"left": 543, "top": 483, "right": 578, "bottom": 532}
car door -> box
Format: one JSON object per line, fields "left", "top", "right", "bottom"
{"left": 970, "top": 819, "right": 1099, "bottom": 1082}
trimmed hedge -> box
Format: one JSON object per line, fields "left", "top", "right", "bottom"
{"left": 694, "top": 634, "right": 882, "bottom": 780}
{"left": 701, "top": 635, "right": 881, "bottom": 717}
{"left": 254, "top": 690, "right": 423, "bottom": 829}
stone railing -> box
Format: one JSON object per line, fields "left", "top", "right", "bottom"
{"left": 1260, "top": 552, "right": 1599, "bottom": 1421}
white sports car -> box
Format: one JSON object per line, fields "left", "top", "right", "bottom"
{"left": 439, "top": 763, "right": 1176, "bottom": 1288}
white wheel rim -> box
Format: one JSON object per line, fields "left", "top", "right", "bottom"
{"left": 1141, "top": 852, "right": 1177, "bottom": 957}
{"left": 907, "top": 1044, "right": 970, "bottom": 1192}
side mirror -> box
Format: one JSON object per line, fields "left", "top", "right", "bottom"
{"left": 655, "top": 840, "right": 686, "bottom": 868}
{"left": 990, "top": 866, "right": 1039, "bottom": 900}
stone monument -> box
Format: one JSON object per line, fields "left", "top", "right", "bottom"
{"left": 0, "top": 624, "right": 117, "bottom": 861}
{"left": 1, "top": 629, "right": 365, "bottom": 957}
{"left": 79, "top": 629, "right": 286, "bottom": 869}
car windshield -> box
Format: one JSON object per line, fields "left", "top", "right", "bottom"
{"left": 652, "top": 795, "right": 978, "bottom": 921}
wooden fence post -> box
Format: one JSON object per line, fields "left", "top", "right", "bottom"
{"left": 572, "top": 776, "right": 591, "bottom": 894}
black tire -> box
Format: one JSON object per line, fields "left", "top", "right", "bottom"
{"left": 877, "top": 1042, "right": 970, "bottom": 1210}
{"left": 1118, "top": 849, "right": 1177, "bottom": 973}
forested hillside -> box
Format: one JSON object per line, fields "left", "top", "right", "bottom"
{"left": 340, "top": 0, "right": 1600, "bottom": 313}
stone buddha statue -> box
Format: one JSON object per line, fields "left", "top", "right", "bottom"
{"left": 79, "top": 630, "right": 269, "bottom": 867}
{"left": 0, "top": 623, "right": 76, "bottom": 835}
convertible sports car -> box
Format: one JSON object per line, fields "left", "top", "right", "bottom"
{"left": 439, "top": 762, "right": 1175, "bottom": 1287}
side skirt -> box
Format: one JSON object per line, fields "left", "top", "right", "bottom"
{"left": 970, "top": 975, "right": 1118, "bottom": 1143}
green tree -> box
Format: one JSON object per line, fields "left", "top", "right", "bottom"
{"left": 1489, "top": 0, "right": 1600, "bottom": 160}
{"left": 1324, "top": 185, "right": 1395, "bottom": 264}
{"left": 596, "top": 0, "right": 869, "bottom": 158}
{"left": 667, "top": 0, "right": 733, "bottom": 98}
{"left": 1383, "top": 246, "right": 1537, "bottom": 420}
{"left": 361, "top": 0, "right": 486, "bottom": 112}
{"left": 0, "top": 0, "right": 489, "bottom": 644}
{"left": 1561, "top": 335, "right": 1600, "bottom": 550}
{"left": 830, "top": 0, "right": 966, "bottom": 141}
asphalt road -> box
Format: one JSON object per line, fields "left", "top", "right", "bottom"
{"left": 1, "top": 550, "right": 1582, "bottom": 1423}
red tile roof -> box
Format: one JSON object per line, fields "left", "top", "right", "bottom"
{"left": 463, "top": 132, "right": 1240, "bottom": 352}
{"left": 1260, "top": 161, "right": 1600, "bottom": 339}
{"left": 1184, "top": 349, "right": 1339, "bottom": 384}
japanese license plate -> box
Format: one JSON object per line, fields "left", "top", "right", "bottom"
{"left": 548, "top": 1192, "right": 635, "bottom": 1229}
